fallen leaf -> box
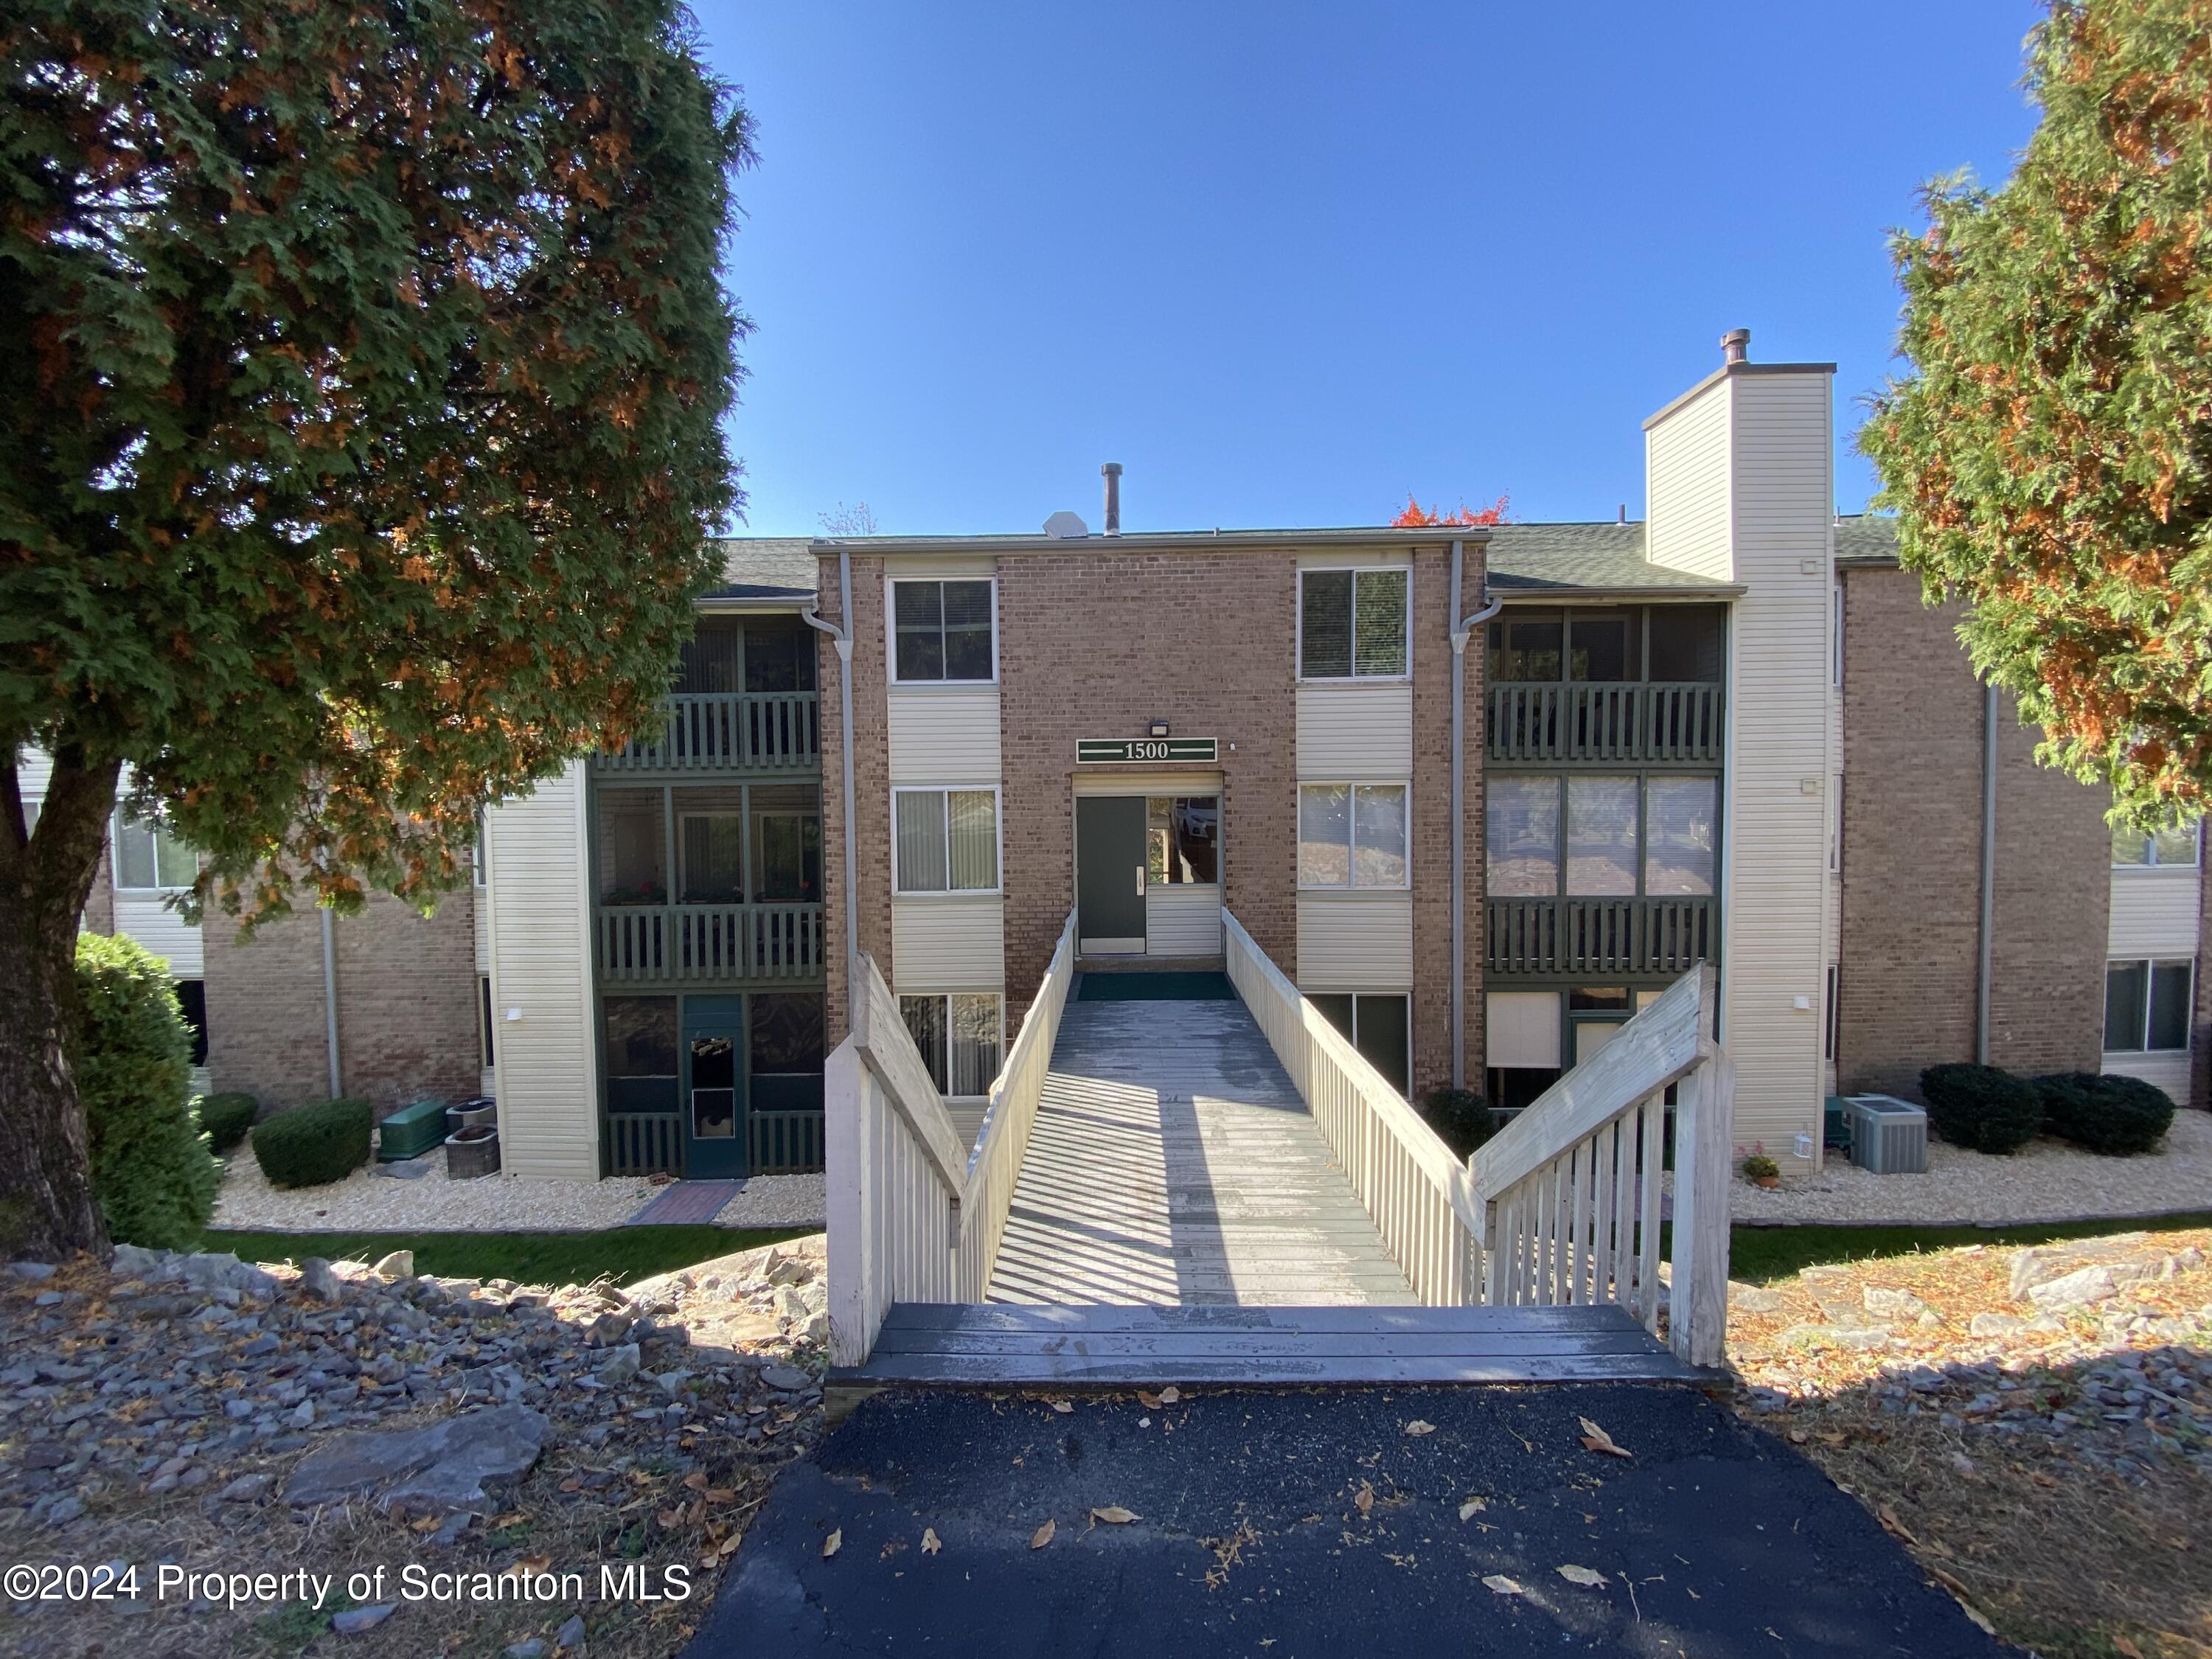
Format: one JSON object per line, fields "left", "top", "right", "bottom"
{"left": 1158, "top": 1387, "right": 1180, "bottom": 1404}
{"left": 1137, "top": 1391, "right": 1164, "bottom": 1409}
{"left": 409, "top": 1514, "right": 442, "bottom": 1534}
{"left": 1353, "top": 1481, "right": 1374, "bottom": 1517}
{"left": 684, "top": 1470, "right": 709, "bottom": 1491}
{"left": 559, "top": 1477, "right": 583, "bottom": 1493}
{"left": 1049, "top": 1400, "right": 1074, "bottom": 1414}
{"left": 505, "top": 1555, "right": 553, "bottom": 1578}
{"left": 822, "top": 1529, "right": 841, "bottom": 1559}
{"left": 1877, "top": 1504, "right": 1918, "bottom": 1546}
{"left": 1404, "top": 1420, "right": 1436, "bottom": 1437}
{"left": 1578, "top": 1418, "right": 1632, "bottom": 1458}
{"left": 1091, "top": 1506, "right": 1140, "bottom": 1525}
{"left": 1030, "top": 1518, "right": 1056, "bottom": 1550}
{"left": 1458, "top": 1497, "right": 1488, "bottom": 1522}
{"left": 658, "top": 1509, "right": 685, "bottom": 1529}
{"left": 1557, "top": 1565, "right": 1608, "bottom": 1588}
{"left": 706, "top": 1488, "right": 737, "bottom": 1503}
{"left": 921, "top": 1528, "right": 942, "bottom": 1556}
{"left": 718, "top": 1534, "right": 743, "bottom": 1561}
{"left": 1483, "top": 1574, "right": 1525, "bottom": 1596}
{"left": 2112, "top": 1636, "right": 2144, "bottom": 1659}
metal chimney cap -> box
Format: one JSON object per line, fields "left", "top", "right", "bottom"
{"left": 1721, "top": 328, "right": 1750, "bottom": 365}
{"left": 1101, "top": 462, "right": 1124, "bottom": 477}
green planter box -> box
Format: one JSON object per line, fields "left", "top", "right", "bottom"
{"left": 378, "top": 1098, "right": 451, "bottom": 1162}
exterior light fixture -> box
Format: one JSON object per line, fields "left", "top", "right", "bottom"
{"left": 1147, "top": 720, "right": 1170, "bottom": 738}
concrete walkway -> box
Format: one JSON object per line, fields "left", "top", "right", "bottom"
{"left": 984, "top": 998, "right": 1417, "bottom": 1307}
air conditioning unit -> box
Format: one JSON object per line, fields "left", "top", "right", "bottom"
{"left": 1843, "top": 1094, "right": 1928, "bottom": 1175}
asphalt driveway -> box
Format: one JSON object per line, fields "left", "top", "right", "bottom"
{"left": 685, "top": 1382, "right": 2012, "bottom": 1658}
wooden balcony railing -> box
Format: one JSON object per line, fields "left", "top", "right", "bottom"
{"left": 607, "top": 1112, "right": 683, "bottom": 1178}
{"left": 748, "top": 1109, "right": 827, "bottom": 1175}
{"left": 1485, "top": 895, "right": 1716, "bottom": 977}
{"left": 595, "top": 901, "right": 826, "bottom": 984}
{"left": 598, "top": 691, "right": 821, "bottom": 773}
{"left": 1486, "top": 682, "right": 1723, "bottom": 765}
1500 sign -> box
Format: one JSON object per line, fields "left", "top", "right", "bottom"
{"left": 1076, "top": 737, "right": 1219, "bottom": 764}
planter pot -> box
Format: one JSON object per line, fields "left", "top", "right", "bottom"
{"left": 445, "top": 1126, "right": 501, "bottom": 1180}
{"left": 1752, "top": 1174, "right": 1779, "bottom": 1189}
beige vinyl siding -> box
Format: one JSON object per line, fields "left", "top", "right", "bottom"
{"left": 2102, "top": 1049, "right": 2191, "bottom": 1096}
{"left": 473, "top": 886, "right": 491, "bottom": 974}
{"left": 484, "top": 762, "right": 599, "bottom": 1180}
{"left": 1717, "top": 372, "right": 1836, "bottom": 1162}
{"left": 1645, "top": 379, "right": 1733, "bottom": 581}
{"left": 891, "top": 895, "right": 1006, "bottom": 988}
{"left": 113, "top": 894, "right": 204, "bottom": 976}
{"left": 887, "top": 687, "right": 1002, "bottom": 782}
{"left": 1296, "top": 891, "right": 1413, "bottom": 987}
{"left": 1145, "top": 884, "right": 1223, "bottom": 956}
{"left": 1295, "top": 684, "right": 1413, "bottom": 777}
{"left": 15, "top": 745, "right": 52, "bottom": 803}
{"left": 2108, "top": 867, "right": 2199, "bottom": 959}
{"left": 1073, "top": 770, "right": 1225, "bottom": 799}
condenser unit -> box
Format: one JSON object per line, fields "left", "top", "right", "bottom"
{"left": 1842, "top": 1094, "right": 1928, "bottom": 1175}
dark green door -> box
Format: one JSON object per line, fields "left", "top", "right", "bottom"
{"left": 683, "top": 994, "right": 747, "bottom": 1178}
{"left": 1077, "top": 796, "right": 1147, "bottom": 951}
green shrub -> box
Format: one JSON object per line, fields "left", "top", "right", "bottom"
{"left": 195, "top": 1091, "right": 259, "bottom": 1155}
{"left": 1422, "top": 1088, "right": 1503, "bottom": 1159}
{"left": 1918, "top": 1063, "right": 2043, "bottom": 1154}
{"left": 74, "top": 932, "right": 220, "bottom": 1249}
{"left": 250, "top": 1099, "right": 372, "bottom": 1189}
{"left": 2030, "top": 1072, "right": 2175, "bottom": 1156}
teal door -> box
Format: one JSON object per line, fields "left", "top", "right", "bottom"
{"left": 683, "top": 995, "right": 748, "bottom": 1178}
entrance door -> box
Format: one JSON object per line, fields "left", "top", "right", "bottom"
{"left": 683, "top": 995, "right": 747, "bottom": 1178}
{"left": 1076, "top": 796, "right": 1147, "bottom": 953}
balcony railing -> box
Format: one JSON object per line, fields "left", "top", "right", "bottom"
{"left": 598, "top": 691, "right": 821, "bottom": 773}
{"left": 748, "top": 1109, "right": 827, "bottom": 1174}
{"left": 1486, "top": 682, "right": 1723, "bottom": 765}
{"left": 595, "top": 901, "right": 826, "bottom": 984}
{"left": 1486, "top": 895, "right": 1716, "bottom": 978}
{"left": 603, "top": 1108, "right": 825, "bottom": 1178}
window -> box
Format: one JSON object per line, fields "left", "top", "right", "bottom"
{"left": 1298, "top": 783, "right": 1408, "bottom": 888}
{"left": 479, "top": 976, "right": 495, "bottom": 1068}
{"left": 2104, "top": 959, "right": 2194, "bottom": 1053}
{"left": 175, "top": 978, "right": 208, "bottom": 1067}
{"left": 1486, "top": 777, "right": 1560, "bottom": 897}
{"left": 1486, "top": 774, "right": 1719, "bottom": 902}
{"left": 598, "top": 791, "right": 667, "bottom": 905}
{"left": 894, "top": 788, "right": 999, "bottom": 893}
{"left": 113, "top": 810, "right": 195, "bottom": 891}
{"left": 1641, "top": 605, "right": 1726, "bottom": 683}
{"left": 892, "top": 579, "right": 994, "bottom": 683}
{"left": 1147, "top": 796, "right": 1219, "bottom": 885}
{"left": 1299, "top": 568, "right": 1408, "bottom": 679}
{"left": 1488, "top": 612, "right": 1562, "bottom": 683}
{"left": 1567, "top": 609, "right": 1637, "bottom": 681}
{"left": 681, "top": 813, "right": 745, "bottom": 903}
{"left": 1308, "top": 992, "right": 1411, "bottom": 1095}
{"left": 1565, "top": 776, "right": 1638, "bottom": 895}
{"left": 603, "top": 997, "right": 679, "bottom": 1113}
{"left": 1643, "top": 776, "right": 1717, "bottom": 896}
{"left": 2112, "top": 821, "right": 2201, "bottom": 868}
{"left": 900, "top": 993, "right": 1004, "bottom": 1096}
{"left": 754, "top": 813, "right": 822, "bottom": 903}
{"left": 677, "top": 619, "right": 744, "bottom": 693}
{"left": 751, "top": 992, "right": 826, "bottom": 1077}
{"left": 743, "top": 618, "right": 818, "bottom": 693}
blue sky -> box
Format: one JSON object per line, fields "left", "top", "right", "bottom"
{"left": 689, "top": 3, "right": 2045, "bottom": 536}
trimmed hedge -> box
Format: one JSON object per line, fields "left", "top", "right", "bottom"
{"left": 2031, "top": 1072, "right": 2175, "bottom": 1156}
{"left": 1919, "top": 1063, "right": 2043, "bottom": 1154}
{"left": 250, "top": 1098, "right": 372, "bottom": 1189}
{"left": 74, "top": 932, "right": 220, "bottom": 1249}
{"left": 195, "top": 1091, "right": 259, "bottom": 1155}
{"left": 1422, "top": 1088, "right": 1503, "bottom": 1160}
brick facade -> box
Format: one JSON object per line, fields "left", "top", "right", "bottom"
{"left": 1837, "top": 566, "right": 2109, "bottom": 1098}
{"left": 816, "top": 553, "right": 894, "bottom": 1041}
{"left": 2196, "top": 859, "right": 2212, "bottom": 1112}
{"left": 204, "top": 890, "right": 479, "bottom": 1116}
{"left": 1407, "top": 543, "right": 1487, "bottom": 1101}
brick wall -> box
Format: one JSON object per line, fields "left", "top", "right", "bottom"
{"left": 204, "top": 889, "right": 480, "bottom": 1116}
{"left": 997, "top": 549, "right": 1299, "bottom": 1021}
{"left": 818, "top": 553, "right": 893, "bottom": 1040}
{"left": 1837, "top": 566, "right": 2109, "bottom": 1097}
{"left": 2195, "top": 860, "right": 2211, "bottom": 1112}
{"left": 1407, "top": 544, "right": 1487, "bottom": 1101}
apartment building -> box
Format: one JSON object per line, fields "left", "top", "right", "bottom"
{"left": 27, "top": 333, "right": 2205, "bottom": 1179}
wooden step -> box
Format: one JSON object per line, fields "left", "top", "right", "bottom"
{"left": 835, "top": 1301, "right": 1704, "bottom": 1391}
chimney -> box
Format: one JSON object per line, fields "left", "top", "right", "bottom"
{"left": 1721, "top": 327, "right": 1750, "bottom": 366}
{"left": 1101, "top": 462, "right": 1123, "bottom": 536}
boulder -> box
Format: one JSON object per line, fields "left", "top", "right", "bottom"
{"left": 1968, "top": 1311, "right": 2025, "bottom": 1337}
{"left": 109, "top": 1243, "right": 177, "bottom": 1281}
{"left": 283, "top": 1404, "right": 549, "bottom": 1516}
{"left": 8, "top": 1261, "right": 57, "bottom": 1281}
{"left": 178, "top": 1252, "right": 279, "bottom": 1297}
{"left": 1861, "top": 1286, "right": 1932, "bottom": 1321}
{"left": 594, "top": 1343, "right": 641, "bottom": 1386}
{"left": 2026, "top": 1266, "right": 2118, "bottom": 1309}
{"left": 372, "top": 1251, "right": 414, "bottom": 1281}
{"left": 1726, "top": 1281, "right": 1786, "bottom": 1315}
{"left": 299, "top": 1259, "right": 343, "bottom": 1301}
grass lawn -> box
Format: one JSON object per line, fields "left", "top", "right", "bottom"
{"left": 198, "top": 1224, "right": 819, "bottom": 1287}
{"left": 1728, "top": 1210, "right": 2212, "bottom": 1284}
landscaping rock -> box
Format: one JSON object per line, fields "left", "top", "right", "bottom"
{"left": 108, "top": 1243, "right": 173, "bottom": 1281}
{"left": 283, "top": 1404, "right": 550, "bottom": 1515}
{"left": 1969, "top": 1311, "right": 2025, "bottom": 1337}
{"left": 557, "top": 1613, "right": 586, "bottom": 1650}
{"left": 8, "top": 1261, "right": 57, "bottom": 1281}
{"left": 333, "top": 1604, "right": 397, "bottom": 1634}
{"left": 220, "top": 1473, "right": 273, "bottom": 1503}
{"left": 1777, "top": 1323, "right": 1893, "bottom": 1352}
{"left": 1861, "top": 1286, "right": 1933, "bottom": 1321}
{"left": 2027, "top": 1265, "right": 2118, "bottom": 1309}
{"left": 178, "top": 1251, "right": 280, "bottom": 1297}
{"left": 372, "top": 1250, "right": 415, "bottom": 1280}
{"left": 299, "top": 1257, "right": 343, "bottom": 1301}
{"left": 595, "top": 1343, "right": 642, "bottom": 1386}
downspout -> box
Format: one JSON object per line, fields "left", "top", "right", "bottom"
{"left": 1449, "top": 539, "right": 1503, "bottom": 1093}
{"left": 802, "top": 555, "right": 859, "bottom": 992}
{"left": 319, "top": 907, "right": 341, "bottom": 1096}
{"left": 1976, "top": 681, "right": 1997, "bottom": 1065}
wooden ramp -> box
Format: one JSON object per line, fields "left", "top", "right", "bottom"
{"left": 843, "top": 1302, "right": 1703, "bottom": 1388}
{"left": 984, "top": 998, "right": 1418, "bottom": 1307}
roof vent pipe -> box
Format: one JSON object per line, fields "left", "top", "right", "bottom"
{"left": 1101, "top": 462, "right": 1122, "bottom": 536}
{"left": 1721, "top": 328, "right": 1750, "bottom": 366}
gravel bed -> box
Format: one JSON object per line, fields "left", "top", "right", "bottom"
{"left": 1717, "top": 1107, "right": 2212, "bottom": 1225}
{"left": 714, "top": 1172, "right": 827, "bottom": 1229}
{"left": 212, "top": 1148, "right": 661, "bottom": 1233}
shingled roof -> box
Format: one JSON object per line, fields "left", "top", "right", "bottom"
{"left": 1833, "top": 515, "right": 1902, "bottom": 567}
{"left": 1483, "top": 522, "right": 1738, "bottom": 595}
{"left": 704, "top": 538, "right": 817, "bottom": 603}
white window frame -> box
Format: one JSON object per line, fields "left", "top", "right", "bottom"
{"left": 890, "top": 785, "right": 1004, "bottom": 897}
{"left": 1295, "top": 566, "right": 1412, "bottom": 684}
{"left": 897, "top": 990, "right": 1006, "bottom": 1099}
{"left": 111, "top": 809, "right": 196, "bottom": 893}
{"left": 1296, "top": 781, "right": 1412, "bottom": 891}
{"left": 2112, "top": 820, "right": 2202, "bottom": 870}
{"left": 2104, "top": 956, "right": 2194, "bottom": 1054}
{"left": 886, "top": 575, "right": 999, "bottom": 688}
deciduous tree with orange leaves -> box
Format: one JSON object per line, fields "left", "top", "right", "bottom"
{"left": 1391, "top": 495, "right": 1510, "bottom": 527}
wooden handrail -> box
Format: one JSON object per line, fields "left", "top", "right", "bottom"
{"left": 849, "top": 951, "right": 970, "bottom": 1205}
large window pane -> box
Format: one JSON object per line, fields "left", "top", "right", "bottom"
{"left": 114, "top": 818, "right": 157, "bottom": 890}
{"left": 605, "top": 997, "right": 678, "bottom": 1113}
{"left": 1568, "top": 611, "right": 1635, "bottom": 681}
{"left": 1149, "top": 796, "right": 1219, "bottom": 885}
{"left": 743, "top": 619, "right": 815, "bottom": 692}
{"left": 1354, "top": 994, "right": 1410, "bottom": 1095}
{"left": 2154, "top": 824, "right": 2200, "bottom": 866}
{"left": 1299, "top": 571, "right": 1352, "bottom": 678}
{"left": 1565, "top": 776, "right": 1638, "bottom": 896}
{"left": 893, "top": 581, "right": 945, "bottom": 681}
{"left": 948, "top": 994, "right": 1003, "bottom": 1095}
{"left": 942, "top": 580, "right": 995, "bottom": 681}
{"left": 1644, "top": 777, "right": 1717, "bottom": 896}
{"left": 900, "top": 995, "right": 949, "bottom": 1088}
{"left": 755, "top": 814, "right": 821, "bottom": 902}
{"left": 155, "top": 827, "right": 197, "bottom": 888}
{"left": 894, "top": 791, "right": 948, "bottom": 891}
{"left": 2104, "top": 962, "right": 2148, "bottom": 1051}
{"left": 1646, "top": 605, "right": 1725, "bottom": 682}
{"left": 1352, "top": 785, "right": 1408, "bottom": 886}
{"left": 1353, "top": 568, "right": 1408, "bottom": 676}
{"left": 1486, "top": 778, "right": 1560, "bottom": 897}
{"left": 681, "top": 813, "right": 744, "bottom": 902}
{"left": 1298, "top": 784, "right": 1351, "bottom": 886}
{"left": 2149, "top": 961, "right": 2193, "bottom": 1050}
{"left": 751, "top": 993, "right": 826, "bottom": 1074}
{"left": 1488, "top": 613, "right": 1562, "bottom": 682}
{"left": 599, "top": 793, "right": 667, "bottom": 905}
{"left": 677, "top": 622, "right": 742, "bottom": 693}
{"left": 948, "top": 790, "right": 998, "bottom": 890}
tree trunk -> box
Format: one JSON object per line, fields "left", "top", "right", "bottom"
{"left": 0, "top": 749, "right": 121, "bottom": 1262}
